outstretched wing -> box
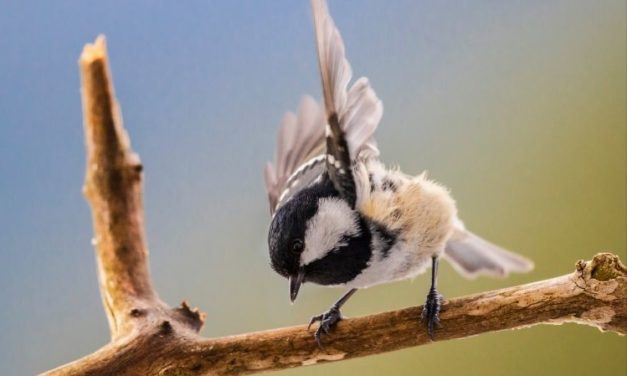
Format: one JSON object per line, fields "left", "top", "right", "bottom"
{"left": 264, "top": 96, "right": 326, "bottom": 213}
{"left": 312, "top": 0, "right": 383, "bottom": 208}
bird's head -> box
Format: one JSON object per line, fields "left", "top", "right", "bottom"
{"left": 268, "top": 180, "right": 363, "bottom": 302}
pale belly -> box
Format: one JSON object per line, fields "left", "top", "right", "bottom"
{"left": 343, "top": 239, "right": 441, "bottom": 289}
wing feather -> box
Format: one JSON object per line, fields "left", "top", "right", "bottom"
{"left": 265, "top": 0, "right": 384, "bottom": 213}
{"left": 312, "top": 0, "right": 383, "bottom": 207}
{"left": 312, "top": 0, "right": 383, "bottom": 161}
{"left": 264, "top": 96, "right": 326, "bottom": 213}
{"left": 343, "top": 77, "right": 383, "bottom": 159}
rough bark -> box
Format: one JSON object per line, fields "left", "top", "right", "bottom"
{"left": 40, "top": 36, "right": 626, "bottom": 376}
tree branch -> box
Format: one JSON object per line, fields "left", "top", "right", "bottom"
{"left": 77, "top": 36, "right": 204, "bottom": 340}
{"left": 41, "top": 36, "right": 626, "bottom": 376}
{"left": 80, "top": 35, "right": 155, "bottom": 339}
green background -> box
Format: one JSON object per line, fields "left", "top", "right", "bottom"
{"left": 0, "top": 1, "right": 624, "bottom": 375}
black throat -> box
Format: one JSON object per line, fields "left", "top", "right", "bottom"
{"left": 303, "top": 215, "right": 373, "bottom": 286}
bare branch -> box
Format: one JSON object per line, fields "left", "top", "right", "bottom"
{"left": 42, "top": 253, "right": 627, "bottom": 375}
{"left": 40, "top": 37, "right": 626, "bottom": 376}
{"left": 78, "top": 36, "right": 204, "bottom": 339}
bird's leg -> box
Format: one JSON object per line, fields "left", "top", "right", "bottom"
{"left": 422, "top": 256, "right": 443, "bottom": 339}
{"left": 308, "top": 288, "right": 357, "bottom": 348}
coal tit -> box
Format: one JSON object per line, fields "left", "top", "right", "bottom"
{"left": 264, "top": 0, "right": 534, "bottom": 345}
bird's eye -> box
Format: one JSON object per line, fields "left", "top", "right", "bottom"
{"left": 291, "top": 239, "right": 303, "bottom": 253}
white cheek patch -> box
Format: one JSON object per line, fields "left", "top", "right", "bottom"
{"left": 301, "top": 198, "right": 359, "bottom": 265}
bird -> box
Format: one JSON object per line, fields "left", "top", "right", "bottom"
{"left": 263, "top": 0, "right": 533, "bottom": 346}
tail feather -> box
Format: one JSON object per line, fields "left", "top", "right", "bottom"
{"left": 444, "top": 229, "right": 534, "bottom": 279}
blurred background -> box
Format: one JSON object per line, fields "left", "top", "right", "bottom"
{"left": 0, "top": 0, "right": 625, "bottom": 375}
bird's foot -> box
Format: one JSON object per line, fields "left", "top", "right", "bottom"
{"left": 421, "top": 287, "right": 442, "bottom": 339}
{"left": 308, "top": 305, "right": 343, "bottom": 348}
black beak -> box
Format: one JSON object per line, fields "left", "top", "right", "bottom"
{"left": 289, "top": 270, "right": 305, "bottom": 302}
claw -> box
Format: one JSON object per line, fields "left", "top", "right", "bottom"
{"left": 314, "top": 330, "right": 324, "bottom": 348}
{"left": 321, "top": 323, "right": 330, "bottom": 334}
{"left": 422, "top": 287, "right": 442, "bottom": 339}
{"left": 308, "top": 314, "right": 323, "bottom": 330}
{"left": 308, "top": 306, "right": 343, "bottom": 348}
